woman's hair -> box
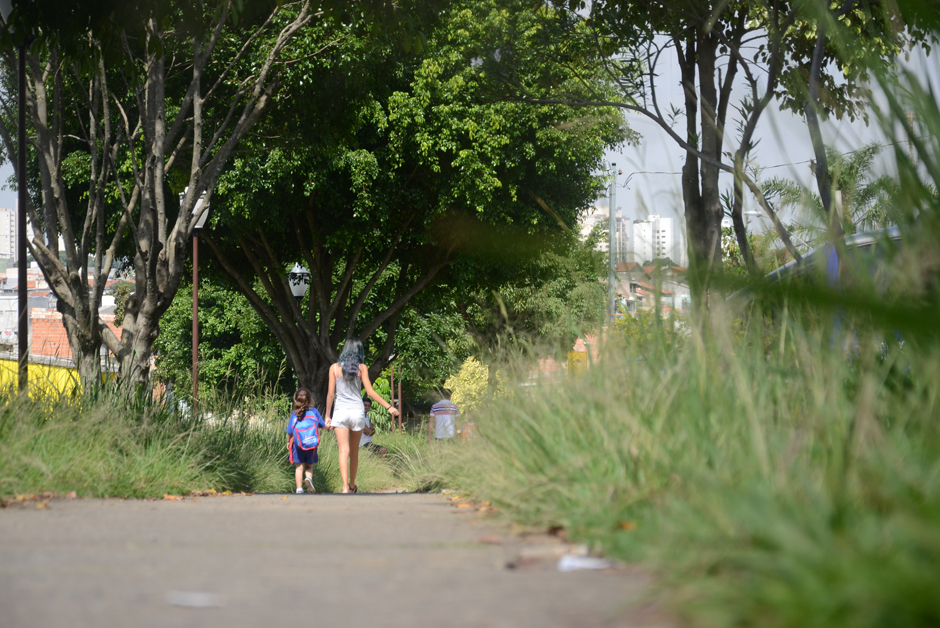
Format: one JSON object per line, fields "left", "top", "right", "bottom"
{"left": 338, "top": 338, "right": 364, "bottom": 384}
{"left": 292, "top": 388, "right": 312, "bottom": 419}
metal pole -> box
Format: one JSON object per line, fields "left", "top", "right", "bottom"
{"left": 192, "top": 233, "right": 199, "bottom": 412}
{"left": 607, "top": 164, "right": 617, "bottom": 322}
{"left": 17, "top": 44, "right": 28, "bottom": 392}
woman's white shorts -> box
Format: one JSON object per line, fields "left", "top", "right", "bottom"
{"left": 330, "top": 412, "right": 366, "bottom": 431}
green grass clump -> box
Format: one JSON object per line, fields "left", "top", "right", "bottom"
{"left": 0, "top": 391, "right": 210, "bottom": 498}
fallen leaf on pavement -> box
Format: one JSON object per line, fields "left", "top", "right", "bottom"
{"left": 65, "top": 491, "right": 77, "bottom": 500}
{"left": 477, "top": 535, "right": 502, "bottom": 545}
{"left": 163, "top": 494, "right": 183, "bottom": 501}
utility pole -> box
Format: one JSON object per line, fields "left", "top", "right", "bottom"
{"left": 608, "top": 164, "right": 618, "bottom": 322}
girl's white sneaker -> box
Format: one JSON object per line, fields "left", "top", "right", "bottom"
{"left": 295, "top": 487, "right": 304, "bottom": 494}
{"left": 304, "top": 477, "right": 316, "bottom": 493}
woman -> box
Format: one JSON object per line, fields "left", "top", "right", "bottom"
{"left": 325, "top": 338, "right": 399, "bottom": 493}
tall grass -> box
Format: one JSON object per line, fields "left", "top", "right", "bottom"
{"left": 0, "top": 388, "right": 211, "bottom": 498}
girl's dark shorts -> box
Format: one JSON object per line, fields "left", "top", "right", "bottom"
{"left": 289, "top": 445, "right": 318, "bottom": 466}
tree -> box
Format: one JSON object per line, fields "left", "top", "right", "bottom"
{"left": 779, "top": 1, "right": 925, "bottom": 253}
{"left": 202, "top": 0, "right": 625, "bottom": 405}
{"left": 0, "top": 0, "right": 316, "bottom": 389}
{"left": 763, "top": 142, "right": 899, "bottom": 248}
{"left": 472, "top": 0, "right": 916, "bottom": 305}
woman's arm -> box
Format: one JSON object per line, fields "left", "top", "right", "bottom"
{"left": 360, "top": 364, "right": 400, "bottom": 416}
{"left": 325, "top": 364, "right": 338, "bottom": 428}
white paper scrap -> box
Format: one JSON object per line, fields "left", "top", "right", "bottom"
{"left": 557, "top": 555, "right": 615, "bottom": 572}
{"left": 166, "top": 590, "right": 225, "bottom": 608}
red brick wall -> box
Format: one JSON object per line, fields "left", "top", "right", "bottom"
{"left": 31, "top": 317, "right": 72, "bottom": 359}
{"left": 30, "top": 310, "right": 123, "bottom": 361}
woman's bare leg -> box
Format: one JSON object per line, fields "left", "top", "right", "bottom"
{"left": 348, "top": 430, "right": 362, "bottom": 490}
{"left": 334, "top": 427, "right": 351, "bottom": 493}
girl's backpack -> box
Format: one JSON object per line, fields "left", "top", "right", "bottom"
{"left": 293, "top": 413, "right": 320, "bottom": 450}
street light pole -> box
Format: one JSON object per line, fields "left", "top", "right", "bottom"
{"left": 608, "top": 164, "right": 618, "bottom": 322}
{"left": 16, "top": 41, "right": 26, "bottom": 392}
{"left": 191, "top": 194, "right": 209, "bottom": 413}
{"left": 192, "top": 229, "right": 199, "bottom": 410}
{"left": 2, "top": 0, "right": 30, "bottom": 392}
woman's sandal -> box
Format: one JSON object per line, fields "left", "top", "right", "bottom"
{"left": 349, "top": 484, "right": 358, "bottom": 493}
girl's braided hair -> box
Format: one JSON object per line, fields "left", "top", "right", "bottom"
{"left": 292, "top": 388, "right": 312, "bottom": 420}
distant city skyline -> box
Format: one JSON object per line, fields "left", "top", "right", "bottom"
{"left": 579, "top": 203, "right": 686, "bottom": 267}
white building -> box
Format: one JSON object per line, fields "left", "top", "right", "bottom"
{"left": 0, "top": 207, "right": 15, "bottom": 260}
{"left": 632, "top": 219, "right": 654, "bottom": 263}
{"left": 632, "top": 214, "right": 677, "bottom": 264}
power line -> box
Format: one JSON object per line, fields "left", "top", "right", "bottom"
{"left": 625, "top": 137, "right": 924, "bottom": 177}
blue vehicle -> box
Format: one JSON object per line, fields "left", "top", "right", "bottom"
{"left": 728, "top": 226, "right": 903, "bottom": 307}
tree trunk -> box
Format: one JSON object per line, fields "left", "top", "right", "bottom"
{"left": 805, "top": 24, "right": 843, "bottom": 244}
{"left": 118, "top": 297, "right": 161, "bottom": 389}
{"left": 696, "top": 32, "right": 725, "bottom": 297}
{"left": 677, "top": 31, "right": 724, "bottom": 312}
{"left": 58, "top": 297, "right": 102, "bottom": 390}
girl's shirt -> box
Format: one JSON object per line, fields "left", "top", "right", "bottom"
{"left": 286, "top": 408, "right": 325, "bottom": 438}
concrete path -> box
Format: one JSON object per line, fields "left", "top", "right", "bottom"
{"left": 0, "top": 493, "right": 669, "bottom": 628}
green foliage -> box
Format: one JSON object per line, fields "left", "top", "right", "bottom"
{"left": 191, "top": 0, "right": 627, "bottom": 409}
{"left": 762, "top": 143, "right": 901, "bottom": 248}
{"left": 443, "top": 356, "right": 510, "bottom": 414}
{"left": 612, "top": 309, "right": 685, "bottom": 355}
{"left": 436, "top": 314, "right": 940, "bottom": 628}
{"left": 366, "top": 377, "right": 394, "bottom": 431}
{"left": 0, "top": 384, "right": 417, "bottom": 497}
{"left": 454, "top": 230, "right": 608, "bottom": 355}
{"left": 109, "top": 280, "right": 134, "bottom": 327}
{"left": 392, "top": 307, "right": 473, "bottom": 398}
{"left": 444, "top": 357, "right": 490, "bottom": 414}
{"left": 153, "top": 280, "right": 288, "bottom": 400}
{"left": 417, "top": 14, "right": 940, "bottom": 625}
{"left": 721, "top": 226, "right": 789, "bottom": 283}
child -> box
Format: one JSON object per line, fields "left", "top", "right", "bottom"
{"left": 287, "top": 388, "right": 324, "bottom": 493}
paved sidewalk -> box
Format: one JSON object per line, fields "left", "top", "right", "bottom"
{"left": 0, "top": 493, "right": 667, "bottom": 628}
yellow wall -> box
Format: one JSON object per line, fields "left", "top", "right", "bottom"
{"left": 0, "top": 359, "right": 82, "bottom": 398}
